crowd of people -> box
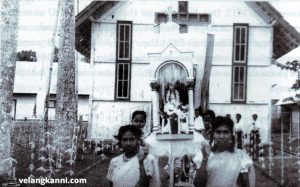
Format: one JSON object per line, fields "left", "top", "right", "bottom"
{"left": 106, "top": 108, "right": 260, "bottom": 187}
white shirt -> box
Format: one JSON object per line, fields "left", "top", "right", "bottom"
{"left": 194, "top": 116, "right": 205, "bottom": 131}
{"left": 246, "top": 120, "right": 260, "bottom": 134}
{"left": 234, "top": 120, "right": 244, "bottom": 132}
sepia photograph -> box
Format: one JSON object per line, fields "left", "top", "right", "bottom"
{"left": 1, "top": 0, "right": 300, "bottom": 186}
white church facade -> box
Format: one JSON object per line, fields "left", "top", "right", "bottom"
{"left": 73, "top": 1, "right": 300, "bottom": 143}
{"left": 11, "top": 1, "right": 300, "bottom": 144}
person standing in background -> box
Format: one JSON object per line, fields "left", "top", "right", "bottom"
{"left": 202, "top": 110, "right": 215, "bottom": 144}
{"left": 234, "top": 113, "right": 244, "bottom": 149}
{"left": 194, "top": 107, "right": 205, "bottom": 133}
{"left": 245, "top": 114, "right": 262, "bottom": 160}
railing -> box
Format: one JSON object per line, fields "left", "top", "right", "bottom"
{"left": 261, "top": 112, "right": 300, "bottom": 186}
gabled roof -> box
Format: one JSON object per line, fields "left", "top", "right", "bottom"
{"left": 76, "top": 1, "right": 300, "bottom": 60}
{"left": 75, "top": 1, "right": 119, "bottom": 58}
{"left": 246, "top": 1, "right": 300, "bottom": 59}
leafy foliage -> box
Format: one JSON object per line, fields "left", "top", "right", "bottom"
{"left": 16, "top": 50, "right": 37, "bottom": 62}
{"left": 274, "top": 60, "right": 300, "bottom": 90}
{"left": 16, "top": 47, "right": 59, "bottom": 62}
{"left": 276, "top": 60, "right": 300, "bottom": 72}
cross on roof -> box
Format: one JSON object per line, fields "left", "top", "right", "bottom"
{"left": 155, "top": 2, "right": 210, "bottom": 28}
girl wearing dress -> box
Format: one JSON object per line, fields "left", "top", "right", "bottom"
{"left": 194, "top": 116, "right": 255, "bottom": 187}
{"left": 107, "top": 125, "right": 160, "bottom": 187}
{"left": 131, "top": 110, "right": 149, "bottom": 138}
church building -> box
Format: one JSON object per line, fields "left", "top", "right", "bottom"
{"left": 73, "top": 0, "right": 300, "bottom": 143}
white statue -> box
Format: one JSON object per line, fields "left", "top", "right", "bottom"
{"left": 161, "top": 83, "right": 182, "bottom": 134}
{"left": 178, "top": 105, "right": 189, "bottom": 134}
{"left": 165, "top": 83, "right": 180, "bottom": 107}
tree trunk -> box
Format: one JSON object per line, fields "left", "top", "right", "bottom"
{"left": 54, "top": 0, "right": 77, "bottom": 170}
{"left": 0, "top": 0, "right": 20, "bottom": 176}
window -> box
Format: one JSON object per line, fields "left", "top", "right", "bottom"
{"left": 233, "top": 25, "right": 248, "bottom": 63}
{"left": 117, "top": 22, "right": 132, "bottom": 60}
{"left": 115, "top": 21, "right": 132, "bottom": 100}
{"left": 232, "top": 24, "right": 248, "bottom": 103}
{"left": 232, "top": 66, "right": 246, "bottom": 101}
{"left": 116, "top": 63, "right": 130, "bottom": 99}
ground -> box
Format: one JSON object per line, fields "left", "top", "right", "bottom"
{"left": 71, "top": 155, "right": 280, "bottom": 187}
{"left": 3, "top": 122, "right": 300, "bottom": 187}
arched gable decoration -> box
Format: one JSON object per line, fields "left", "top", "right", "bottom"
{"left": 155, "top": 60, "right": 189, "bottom": 83}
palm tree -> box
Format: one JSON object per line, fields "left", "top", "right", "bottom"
{"left": 0, "top": 0, "right": 20, "bottom": 178}
{"left": 54, "top": 0, "right": 77, "bottom": 176}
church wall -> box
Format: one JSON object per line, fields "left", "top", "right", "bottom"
{"left": 247, "top": 66, "right": 271, "bottom": 103}
{"left": 89, "top": 0, "right": 275, "bottom": 140}
{"left": 209, "top": 26, "right": 233, "bottom": 66}
{"left": 248, "top": 27, "right": 273, "bottom": 66}
{"left": 209, "top": 66, "right": 272, "bottom": 104}
{"left": 93, "top": 23, "right": 116, "bottom": 63}
{"left": 131, "top": 64, "right": 152, "bottom": 101}
{"left": 132, "top": 24, "right": 158, "bottom": 63}
{"left": 92, "top": 63, "right": 116, "bottom": 100}
{"left": 209, "top": 66, "right": 232, "bottom": 103}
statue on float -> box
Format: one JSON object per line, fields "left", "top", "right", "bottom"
{"left": 161, "top": 83, "right": 189, "bottom": 134}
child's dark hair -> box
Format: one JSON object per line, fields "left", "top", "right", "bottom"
{"left": 210, "top": 116, "right": 235, "bottom": 152}
{"left": 114, "top": 125, "right": 143, "bottom": 146}
{"left": 195, "top": 107, "right": 203, "bottom": 115}
{"left": 205, "top": 110, "right": 215, "bottom": 119}
{"left": 211, "top": 116, "right": 234, "bottom": 133}
{"left": 131, "top": 110, "right": 147, "bottom": 121}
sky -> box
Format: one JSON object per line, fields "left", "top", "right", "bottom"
{"left": 14, "top": 0, "right": 300, "bottom": 61}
